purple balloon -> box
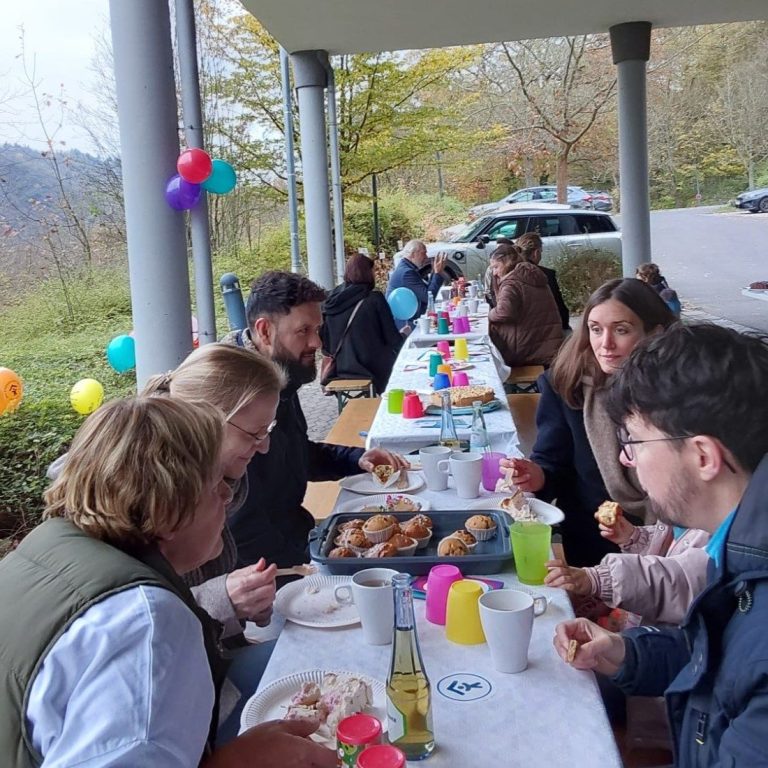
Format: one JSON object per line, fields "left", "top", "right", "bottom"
{"left": 165, "top": 174, "right": 202, "bottom": 210}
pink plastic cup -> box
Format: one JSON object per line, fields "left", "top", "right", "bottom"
{"left": 426, "top": 564, "right": 463, "bottom": 625}
{"left": 457, "top": 316, "right": 471, "bottom": 333}
{"left": 436, "top": 340, "right": 451, "bottom": 359}
{"left": 481, "top": 452, "right": 506, "bottom": 492}
{"left": 452, "top": 371, "right": 470, "bottom": 387}
{"left": 402, "top": 392, "right": 425, "bottom": 419}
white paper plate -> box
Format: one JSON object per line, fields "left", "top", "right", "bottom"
{"left": 336, "top": 494, "right": 431, "bottom": 516}
{"left": 339, "top": 472, "right": 425, "bottom": 495}
{"left": 240, "top": 669, "right": 386, "bottom": 743}
{"left": 466, "top": 495, "right": 564, "bottom": 525}
{"left": 274, "top": 574, "right": 360, "bottom": 628}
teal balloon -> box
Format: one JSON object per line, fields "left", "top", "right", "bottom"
{"left": 201, "top": 159, "right": 237, "bottom": 195}
{"left": 388, "top": 287, "right": 419, "bottom": 321}
{"left": 106, "top": 334, "right": 136, "bottom": 374}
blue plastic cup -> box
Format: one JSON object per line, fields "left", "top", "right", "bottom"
{"left": 433, "top": 372, "right": 451, "bottom": 390}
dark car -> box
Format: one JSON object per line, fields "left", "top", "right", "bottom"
{"left": 732, "top": 186, "right": 768, "bottom": 213}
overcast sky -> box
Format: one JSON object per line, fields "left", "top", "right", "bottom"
{"left": 0, "top": 0, "right": 108, "bottom": 153}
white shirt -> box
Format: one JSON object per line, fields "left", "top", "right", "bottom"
{"left": 26, "top": 585, "right": 215, "bottom": 767}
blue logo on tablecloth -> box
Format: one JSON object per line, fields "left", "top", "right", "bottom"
{"left": 436, "top": 673, "right": 492, "bottom": 702}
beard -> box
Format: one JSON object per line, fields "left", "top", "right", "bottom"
{"left": 272, "top": 342, "right": 317, "bottom": 387}
{"left": 646, "top": 467, "right": 698, "bottom": 529}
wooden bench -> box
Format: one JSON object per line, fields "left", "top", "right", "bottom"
{"left": 504, "top": 365, "right": 544, "bottom": 394}
{"left": 303, "top": 397, "right": 382, "bottom": 520}
{"left": 506, "top": 393, "right": 540, "bottom": 457}
{"left": 323, "top": 378, "right": 375, "bottom": 414}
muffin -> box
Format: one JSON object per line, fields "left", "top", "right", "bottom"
{"left": 465, "top": 514, "right": 497, "bottom": 542}
{"left": 402, "top": 522, "right": 432, "bottom": 549}
{"left": 362, "top": 514, "right": 396, "bottom": 544}
{"left": 449, "top": 529, "right": 477, "bottom": 550}
{"left": 405, "top": 514, "right": 433, "bottom": 530}
{"left": 381, "top": 514, "right": 400, "bottom": 529}
{"left": 338, "top": 518, "right": 365, "bottom": 532}
{"left": 437, "top": 537, "right": 469, "bottom": 557}
{"left": 365, "top": 542, "right": 398, "bottom": 558}
{"left": 387, "top": 533, "right": 418, "bottom": 556}
{"left": 328, "top": 546, "right": 357, "bottom": 559}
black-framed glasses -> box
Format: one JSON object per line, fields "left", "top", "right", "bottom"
{"left": 228, "top": 418, "right": 278, "bottom": 443}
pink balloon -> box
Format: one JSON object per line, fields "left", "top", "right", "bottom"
{"left": 177, "top": 148, "right": 212, "bottom": 184}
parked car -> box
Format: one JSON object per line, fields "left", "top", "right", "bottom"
{"left": 468, "top": 185, "right": 610, "bottom": 219}
{"left": 583, "top": 189, "right": 614, "bottom": 212}
{"left": 397, "top": 208, "right": 622, "bottom": 281}
{"left": 732, "top": 186, "right": 768, "bottom": 213}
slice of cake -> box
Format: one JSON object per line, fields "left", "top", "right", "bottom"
{"left": 429, "top": 385, "right": 495, "bottom": 408}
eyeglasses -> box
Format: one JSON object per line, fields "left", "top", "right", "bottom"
{"left": 228, "top": 418, "right": 278, "bottom": 443}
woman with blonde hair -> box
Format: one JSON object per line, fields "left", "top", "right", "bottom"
{"left": 488, "top": 244, "right": 564, "bottom": 367}
{"left": 0, "top": 397, "right": 335, "bottom": 767}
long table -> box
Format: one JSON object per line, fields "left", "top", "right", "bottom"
{"left": 249, "top": 481, "right": 622, "bottom": 767}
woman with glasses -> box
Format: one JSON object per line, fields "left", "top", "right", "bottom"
{"left": 502, "top": 278, "right": 676, "bottom": 566}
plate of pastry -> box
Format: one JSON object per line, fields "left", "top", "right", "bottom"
{"left": 466, "top": 492, "right": 564, "bottom": 525}
{"left": 274, "top": 574, "right": 360, "bottom": 628}
{"left": 240, "top": 669, "right": 386, "bottom": 743}
{"left": 339, "top": 470, "right": 425, "bottom": 495}
{"left": 336, "top": 493, "right": 430, "bottom": 516}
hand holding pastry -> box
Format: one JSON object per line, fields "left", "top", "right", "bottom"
{"left": 499, "top": 457, "right": 545, "bottom": 493}
{"left": 553, "top": 618, "right": 625, "bottom": 676}
{"left": 594, "top": 502, "right": 635, "bottom": 545}
{"left": 359, "top": 448, "right": 409, "bottom": 474}
{"left": 544, "top": 560, "right": 592, "bottom": 596}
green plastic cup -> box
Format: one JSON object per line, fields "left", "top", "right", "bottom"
{"left": 428, "top": 353, "right": 444, "bottom": 377}
{"left": 510, "top": 522, "right": 551, "bottom": 585}
{"left": 437, "top": 317, "right": 450, "bottom": 334}
{"left": 388, "top": 389, "right": 405, "bottom": 414}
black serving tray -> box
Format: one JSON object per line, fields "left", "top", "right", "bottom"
{"left": 309, "top": 509, "right": 511, "bottom": 576}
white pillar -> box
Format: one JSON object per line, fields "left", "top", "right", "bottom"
{"left": 610, "top": 22, "right": 652, "bottom": 277}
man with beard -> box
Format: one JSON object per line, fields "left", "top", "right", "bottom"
{"left": 553, "top": 323, "right": 768, "bottom": 766}
{"left": 223, "top": 271, "right": 407, "bottom": 569}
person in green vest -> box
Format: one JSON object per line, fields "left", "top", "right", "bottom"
{"left": 0, "top": 396, "right": 336, "bottom": 768}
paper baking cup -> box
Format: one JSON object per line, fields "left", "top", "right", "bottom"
{"left": 361, "top": 522, "right": 395, "bottom": 544}
{"left": 464, "top": 522, "right": 497, "bottom": 542}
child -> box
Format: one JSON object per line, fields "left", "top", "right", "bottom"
{"left": 544, "top": 505, "right": 709, "bottom": 627}
{"left": 636, "top": 262, "right": 681, "bottom": 318}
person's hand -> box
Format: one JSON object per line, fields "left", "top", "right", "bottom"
{"left": 595, "top": 511, "right": 635, "bottom": 546}
{"left": 205, "top": 718, "right": 337, "bottom": 768}
{"left": 359, "top": 448, "right": 409, "bottom": 473}
{"left": 553, "top": 618, "right": 626, "bottom": 677}
{"left": 433, "top": 252, "right": 448, "bottom": 276}
{"left": 225, "top": 558, "right": 278, "bottom": 621}
{"left": 544, "top": 560, "right": 592, "bottom": 596}
{"left": 400, "top": 324, "right": 412, "bottom": 337}
{"left": 499, "top": 457, "right": 545, "bottom": 493}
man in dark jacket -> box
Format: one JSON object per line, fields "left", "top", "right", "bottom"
{"left": 553, "top": 323, "right": 768, "bottom": 766}
{"left": 386, "top": 240, "right": 448, "bottom": 330}
{"left": 222, "top": 271, "right": 406, "bottom": 569}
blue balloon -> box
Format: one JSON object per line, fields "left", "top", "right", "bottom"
{"left": 201, "top": 159, "right": 237, "bottom": 195}
{"left": 388, "top": 287, "right": 419, "bottom": 321}
{"left": 106, "top": 334, "right": 136, "bottom": 374}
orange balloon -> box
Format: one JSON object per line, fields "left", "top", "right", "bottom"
{"left": 0, "top": 367, "right": 23, "bottom": 415}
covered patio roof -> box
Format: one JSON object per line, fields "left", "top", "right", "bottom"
{"left": 239, "top": 0, "right": 767, "bottom": 54}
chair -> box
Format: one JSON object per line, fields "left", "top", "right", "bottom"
{"left": 504, "top": 365, "right": 544, "bottom": 394}
{"left": 506, "top": 393, "right": 540, "bottom": 456}
{"left": 323, "top": 378, "right": 375, "bottom": 414}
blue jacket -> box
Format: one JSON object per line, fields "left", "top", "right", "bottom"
{"left": 385, "top": 257, "right": 444, "bottom": 330}
{"left": 614, "top": 453, "right": 768, "bottom": 766}
{"left": 530, "top": 372, "right": 618, "bottom": 566}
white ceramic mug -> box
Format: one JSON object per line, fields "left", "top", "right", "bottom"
{"left": 469, "top": 284, "right": 478, "bottom": 299}
{"left": 468, "top": 298, "right": 479, "bottom": 314}
{"left": 417, "top": 316, "right": 431, "bottom": 334}
{"left": 478, "top": 589, "right": 546, "bottom": 673}
{"left": 334, "top": 568, "right": 400, "bottom": 645}
{"left": 437, "top": 452, "right": 483, "bottom": 499}
{"left": 419, "top": 445, "right": 452, "bottom": 491}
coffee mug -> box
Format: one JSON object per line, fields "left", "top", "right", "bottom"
{"left": 478, "top": 589, "right": 546, "bottom": 673}
{"left": 468, "top": 298, "right": 479, "bottom": 314}
{"left": 334, "top": 568, "right": 400, "bottom": 645}
{"left": 437, "top": 452, "right": 483, "bottom": 499}
{"left": 419, "top": 445, "right": 452, "bottom": 491}
{"left": 417, "top": 316, "right": 430, "bottom": 334}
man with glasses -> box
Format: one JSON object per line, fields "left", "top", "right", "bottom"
{"left": 554, "top": 323, "right": 768, "bottom": 766}
{"left": 223, "top": 271, "right": 407, "bottom": 570}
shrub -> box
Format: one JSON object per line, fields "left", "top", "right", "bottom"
{"left": 549, "top": 248, "right": 622, "bottom": 314}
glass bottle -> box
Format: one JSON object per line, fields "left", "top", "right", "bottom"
{"left": 427, "top": 292, "right": 435, "bottom": 316}
{"left": 386, "top": 573, "right": 435, "bottom": 760}
{"left": 438, "top": 390, "right": 461, "bottom": 450}
{"left": 469, "top": 400, "right": 489, "bottom": 453}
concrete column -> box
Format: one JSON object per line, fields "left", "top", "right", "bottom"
{"left": 176, "top": 0, "right": 216, "bottom": 346}
{"left": 291, "top": 50, "right": 334, "bottom": 289}
{"left": 326, "top": 64, "right": 346, "bottom": 283}
{"left": 610, "top": 21, "right": 652, "bottom": 277}
{"left": 280, "top": 47, "right": 302, "bottom": 273}
{"left": 109, "top": 0, "right": 192, "bottom": 386}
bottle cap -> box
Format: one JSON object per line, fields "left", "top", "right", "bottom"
{"left": 356, "top": 744, "right": 407, "bottom": 768}
{"left": 337, "top": 713, "right": 382, "bottom": 745}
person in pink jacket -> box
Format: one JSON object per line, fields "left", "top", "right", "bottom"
{"left": 545, "top": 508, "right": 710, "bottom": 626}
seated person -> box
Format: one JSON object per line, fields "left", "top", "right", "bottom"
{"left": 321, "top": 252, "right": 405, "bottom": 394}
{"left": 0, "top": 396, "right": 336, "bottom": 767}
{"left": 636, "top": 262, "right": 680, "bottom": 317}
{"left": 488, "top": 245, "right": 564, "bottom": 367}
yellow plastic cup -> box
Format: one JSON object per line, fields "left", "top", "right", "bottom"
{"left": 445, "top": 580, "right": 486, "bottom": 645}
{"left": 454, "top": 338, "right": 469, "bottom": 361}
{"left": 436, "top": 364, "right": 453, "bottom": 385}
{"left": 510, "top": 522, "right": 551, "bottom": 585}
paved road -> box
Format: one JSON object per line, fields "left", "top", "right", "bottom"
{"left": 648, "top": 206, "right": 768, "bottom": 332}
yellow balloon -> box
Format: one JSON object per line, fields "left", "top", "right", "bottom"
{"left": 0, "top": 367, "right": 23, "bottom": 415}
{"left": 70, "top": 378, "right": 104, "bottom": 415}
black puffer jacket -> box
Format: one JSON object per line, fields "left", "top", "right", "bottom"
{"left": 321, "top": 283, "right": 403, "bottom": 394}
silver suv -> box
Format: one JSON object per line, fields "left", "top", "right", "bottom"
{"left": 417, "top": 209, "right": 622, "bottom": 281}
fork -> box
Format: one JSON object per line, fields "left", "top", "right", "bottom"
{"left": 275, "top": 563, "right": 318, "bottom": 577}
